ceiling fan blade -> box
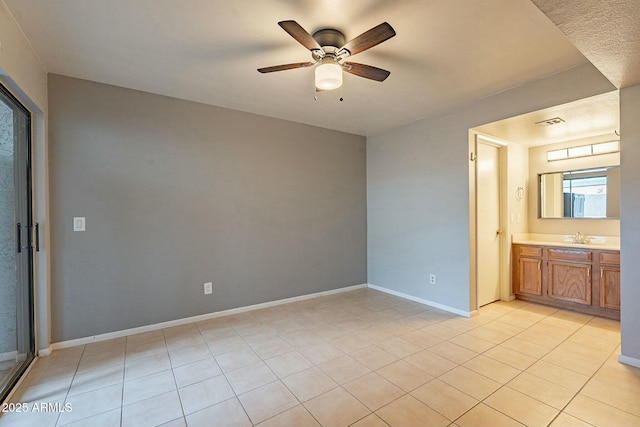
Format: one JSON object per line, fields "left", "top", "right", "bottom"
{"left": 278, "top": 20, "right": 322, "bottom": 51}
{"left": 257, "top": 62, "right": 315, "bottom": 73}
{"left": 344, "top": 62, "right": 391, "bottom": 82}
{"left": 339, "top": 22, "right": 396, "bottom": 56}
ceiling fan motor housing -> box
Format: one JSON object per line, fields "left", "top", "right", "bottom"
{"left": 312, "top": 28, "right": 346, "bottom": 52}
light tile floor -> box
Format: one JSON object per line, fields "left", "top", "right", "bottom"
{"left": 1, "top": 288, "right": 639, "bottom": 427}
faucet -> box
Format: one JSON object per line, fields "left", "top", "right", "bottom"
{"left": 573, "top": 232, "right": 590, "bottom": 244}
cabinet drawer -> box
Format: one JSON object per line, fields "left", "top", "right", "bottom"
{"left": 547, "top": 248, "right": 592, "bottom": 262}
{"left": 518, "top": 246, "right": 542, "bottom": 257}
{"left": 599, "top": 251, "right": 620, "bottom": 265}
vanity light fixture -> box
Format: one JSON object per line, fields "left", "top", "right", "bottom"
{"left": 546, "top": 140, "right": 619, "bottom": 162}
{"left": 567, "top": 145, "right": 592, "bottom": 158}
{"left": 592, "top": 140, "right": 620, "bottom": 155}
{"left": 547, "top": 148, "right": 569, "bottom": 161}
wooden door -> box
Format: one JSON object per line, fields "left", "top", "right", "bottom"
{"left": 600, "top": 266, "right": 620, "bottom": 309}
{"left": 518, "top": 258, "right": 542, "bottom": 296}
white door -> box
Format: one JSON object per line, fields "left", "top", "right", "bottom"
{"left": 477, "top": 141, "right": 501, "bottom": 306}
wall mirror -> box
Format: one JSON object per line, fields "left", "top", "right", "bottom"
{"left": 539, "top": 166, "right": 620, "bottom": 219}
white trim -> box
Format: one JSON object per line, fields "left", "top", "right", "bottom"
{"left": 49, "top": 284, "right": 367, "bottom": 352}
{"left": 476, "top": 133, "right": 509, "bottom": 147}
{"left": 37, "top": 346, "right": 52, "bottom": 357}
{"left": 0, "top": 351, "right": 18, "bottom": 363}
{"left": 618, "top": 354, "right": 640, "bottom": 369}
{"left": 367, "top": 284, "right": 476, "bottom": 318}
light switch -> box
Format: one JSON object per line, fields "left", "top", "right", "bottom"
{"left": 73, "top": 217, "right": 86, "bottom": 231}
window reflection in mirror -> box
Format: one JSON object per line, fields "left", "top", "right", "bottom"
{"left": 539, "top": 166, "right": 620, "bottom": 219}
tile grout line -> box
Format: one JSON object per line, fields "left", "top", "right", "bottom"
{"left": 446, "top": 304, "right": 587, "bottom": 427}
{"left": 545, "top": 339, "right": 633, "bottom": 426}
{"left": 119, "top": 339, "right": 126, "bottom": 427}
{"left": 224, "top": 314, "right": 306, "bottom": 426}
{"left": 483, "top": 305, "right": 623, "bottom": 426}
{"left": 161, "top": 330, "right": 187, "bottom": 427}
{"left": 54, "top": 344, "right": 88, "bottom": 427}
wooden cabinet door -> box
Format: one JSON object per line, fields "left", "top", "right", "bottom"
{"left": 518, "top": 258, "right": 542, "bottom": 296}
{"left": 548, "top": 261, "right": 591, "bottom": 305}
{"left": 600, "top": 266, "right": 620, "bottom": 309}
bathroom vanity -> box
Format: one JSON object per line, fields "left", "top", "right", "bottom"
{"left": 512, "top": 235, "right": 620, "bottom": 320}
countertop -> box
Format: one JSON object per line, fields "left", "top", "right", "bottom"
{"left": 511, "top": 233, "right": 620, "bottom": 251}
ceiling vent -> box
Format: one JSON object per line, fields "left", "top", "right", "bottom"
{"left": 535, "top": 117, "right": 565, "bottom": 127}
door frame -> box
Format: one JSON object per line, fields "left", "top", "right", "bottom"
{"left": 0, "top": 82, "right": 36, "bottom": 402}
{"left": 469, "top": 132, "right": 510, "bottom": 311}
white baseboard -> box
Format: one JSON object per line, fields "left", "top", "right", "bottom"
{"left": 38, "top": 346, "right": 52, "bottom": 357}
{"left": 618, "top": 354, "right": 640, "bottom": 369}
{"left": 49, "top": 284, "right": 367, "bottom": 352}
{"left": 367, "top": 284, "right": 476, "bottom": 318}
{"left": 0, "top": 351, "right": 17, "bottom": 363}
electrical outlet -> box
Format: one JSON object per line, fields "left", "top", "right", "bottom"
{"left": 429, "top": 274, "right": 436, "bottom": 285}
{"left": 73, "top": 217, "right": 86, "bottom": 231}
{"left": 204, "top": 282, "right": 213, "bottom": 295}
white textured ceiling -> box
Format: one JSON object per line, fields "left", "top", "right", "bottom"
{"left": 474, "top": 90, "right": 619, "bottom": 147}
{"left": 3, "top": 0, "right": 589, "bottom": 136}
{"left": 531, "top": 0, "right": 640, "bottom": 89}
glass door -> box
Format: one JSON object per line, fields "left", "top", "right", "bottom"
{"left": 0, "top": 83, "right": 35, "bottom": 401}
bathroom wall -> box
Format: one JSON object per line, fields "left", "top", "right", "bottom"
{"left": 527, "top": 133, "right": 620, "bottom": 236}
{"left": 507, "top": 142, "right": 530, "bottom": 237}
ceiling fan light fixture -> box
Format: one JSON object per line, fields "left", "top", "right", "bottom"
{"left": 259, "top": 21, "right": 395, "bottom": 90}
{"left": 315, "top": 63, "right": 342, "bottom": 90}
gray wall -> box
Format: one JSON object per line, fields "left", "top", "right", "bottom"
{"left": 48, "top": 74, "right": 366, "bottom": 342}
{"left": 620, "top": 83, "right": 640, "bottom": 363}
{"left": 367, "top": 63, "right": 615, "bottom": 313}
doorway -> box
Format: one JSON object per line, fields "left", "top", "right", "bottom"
{"left": 0, "top": 83, "right": 35, "bottom": 401}
{"left": 473, "top": 134, "right": 507, "bottom": 307}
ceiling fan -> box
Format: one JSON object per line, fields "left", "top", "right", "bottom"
{"left": 258, "top": 20, "right": 396, "bottom": 91}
